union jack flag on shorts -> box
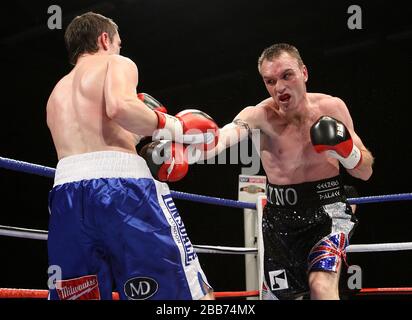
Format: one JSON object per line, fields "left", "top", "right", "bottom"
{"left": 307, "top": 232, "right": 348, "bottom": 272}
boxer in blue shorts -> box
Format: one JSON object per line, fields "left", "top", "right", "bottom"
{"left": 46, "top": 12, "right": 216, "bottom": 300}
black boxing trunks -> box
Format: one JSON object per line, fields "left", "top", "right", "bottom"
{"left": 261, "top": 175, "right": 358, "bottom": 300}
{"left": 344, "top": 185, "right": 359, "bottom": 199}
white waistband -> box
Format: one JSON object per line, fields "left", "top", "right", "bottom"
{"left": 53, "top": 151, "right": 153, "bottom": 187}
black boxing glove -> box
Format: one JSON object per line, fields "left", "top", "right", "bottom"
{"left": 310, "top": 116, "right": 362, "bottom": 169}
{"left": 139, "top": 140, "right": 189, "bottom": 182}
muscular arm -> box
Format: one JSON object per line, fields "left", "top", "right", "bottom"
{"left": 201, "top": 106, "right": 259, "bottom": 160}
{"left": 349, "top": 134, "right": 374, "bottom": 180}
{"left": 104, "top": 55, "right": 158, "bottom": 136}
{"left": 332, "top": 98, "right": 374, "bottom": 180}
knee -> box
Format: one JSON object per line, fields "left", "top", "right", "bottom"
{"left": 309, "top": 278, "right": 337, "bottom": 299}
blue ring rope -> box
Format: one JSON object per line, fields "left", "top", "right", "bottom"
{"left": 1, "top": 156, "right": 412, "bottom": 210}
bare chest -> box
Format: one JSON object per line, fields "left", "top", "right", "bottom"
{"left": 261, "top": 122, "right": 316, "bottom": 160}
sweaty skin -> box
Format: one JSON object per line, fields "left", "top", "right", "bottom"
{"left": 206, "top": 52, "right": 373, "bottom": 184}
{"left": 241, "top": 93, "right": 371, "bottom": 184}
{"left": 203, "top": 51, "right": 373, "bottom": 300}
{"left": 46, "top": 33, "right": 158, "bottom": 160}
{"left": 47, "top": 30, "right": 214, "bottom": 300}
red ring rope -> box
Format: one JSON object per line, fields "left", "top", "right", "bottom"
{"left": 1, "top": 287, "right": 411, "bottom": 299}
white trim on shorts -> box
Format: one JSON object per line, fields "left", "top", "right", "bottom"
{"left": 53, "top": 151, "right": 153, "bottom": 187}
{"left": 153, "top": 180, "right": 211, "bottom": 300}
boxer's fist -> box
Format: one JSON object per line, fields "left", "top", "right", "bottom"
{"left": 154, "top": 109, "right": 219, "bottom": 150}
{"left": 137, "top": 92, "right": 168, "bottom": 113}
{"left": 139, "top": 140, "right": 189, "bottom": 182}
{"left": 310, "top": 116, "right": 361, "bottom": 169}
{"left": 176, "top": 109, "right": 219, "bottom": 150}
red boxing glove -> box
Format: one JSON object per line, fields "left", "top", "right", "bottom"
{"left": 154, "top": 109, "right": 219, "bottom": 150}
{"left": 137, "top": 92, "right": 168, "bottom": 113}
{"left": 139, "top": 140, "right": 189, "bottom": 182}
{"left": 310, "top": 116, "right": 362, "bottom": 169}
{"left": 175, "top": 109, "right": 219, "bottom": 150}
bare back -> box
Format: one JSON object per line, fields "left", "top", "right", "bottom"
{"left": 247, "top": 94, "right": 350, "bottom": 184}
{"left": 47, "top": 55, "right": 138, "bottom": 160}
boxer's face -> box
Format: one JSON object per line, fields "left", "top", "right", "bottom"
{"left": 260, "top": 52, "right": 308, "bottom": 111}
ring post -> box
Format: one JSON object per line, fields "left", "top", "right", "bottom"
{"left": 238, "top": 175, "right": 266, "bottom": 300}
{"left": 256, "top": 195, "right": 267, "bottom": 300}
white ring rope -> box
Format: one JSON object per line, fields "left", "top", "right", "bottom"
{"left": 1, "top": 225, "right": 412, "bottom": 254}
{"left": 193, "top": 245, "right": 257, "bottom": 255}
{"left": 346, "top": 242, "right": 412, "bottom": 253}
{"left": 0, "top": 225, "right": 48, "bottom": 241}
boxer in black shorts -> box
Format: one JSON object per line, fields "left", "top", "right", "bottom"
{"left": 201, "top": 43, "right": 374, "bottom": 299}
{"left": 261, "top": 176, "right": 358, "bottom": 299}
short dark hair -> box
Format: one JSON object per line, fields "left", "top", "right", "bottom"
{"left": 258, "top": 43, "right": 304, "bottom": 72}
{"left": 64, "top": 12, "right": 118, "bottom": 65}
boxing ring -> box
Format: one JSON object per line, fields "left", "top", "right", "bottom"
{"left": 1, "top": 155, "right": 412, "bottom": 299}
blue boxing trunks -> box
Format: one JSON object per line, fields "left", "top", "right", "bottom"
{"left": 261, "top": 175, "right": 357, "bottom": 300}
{"left": 47, "top": 151, "right": 211, "bottom": 300}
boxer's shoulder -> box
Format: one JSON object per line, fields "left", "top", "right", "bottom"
{"left": 256, "top": 97, "right": 275, "bottom": 109}
{"left": 309, "top": 93, "right": 348, "bottom": 118}
{"left": 234, "top": 103, "right": 267, "bottom": 130}
{"left": 308, "top": 92, "right": 335, "bottom": 107}
{"left": 107, "top": 54, "right": 137, "bottom": 71}
{"left": 48, "top": 74, "right": 72, "bottom": 104}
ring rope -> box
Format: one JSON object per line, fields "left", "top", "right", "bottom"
{"left": 195, "top": 243, "right": 412, "bottom": 254}
{"left": 2, "top": 225, "right": 412, "bottom": 254}
{"left": 0, "top": 225, "right": 48, "bottom": 241}
{"left": 2, "top": 156, "right": 412, "bottom": 208}
{"left": 0, "top": 288, "right": 261, "bottom": 299}
{"left": 2, "top": 157, "right": 412, "bottom": 297}
{"left": 346, "top": 242, "right": 412, "bottom": 253}
{"left": 2, "top": 287, "right": 412, "bottom": 299}
{"left": 0, "top": 156, "right": 256, "bottom": 209}
{"left": 194, "top": 245, "right": 257, "bottom": 254}
{"left": 168, "top": 190, "right": 256, "bottom": 209}
{"left": 356, "top": 287, "right": 412, "bottom": 295}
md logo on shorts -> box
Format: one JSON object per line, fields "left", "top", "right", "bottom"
{"left": 124, "top": 277, "right": 158, "bottom": 300}
{"left": 268, "top": 269, "right": 289, "bottom": 291}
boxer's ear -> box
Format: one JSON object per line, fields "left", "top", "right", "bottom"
{"left": 302, "top": 65, "right": 308, "bottom": 82}
{"left": 98, "top": 32, "right": 110, "bottom": 51}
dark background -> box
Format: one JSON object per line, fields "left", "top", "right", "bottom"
{"left": 1, "top": 0, "right": 412, "bottom": 298}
